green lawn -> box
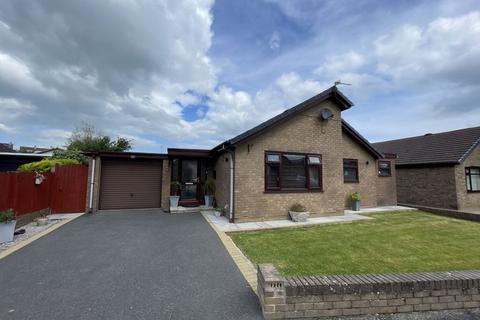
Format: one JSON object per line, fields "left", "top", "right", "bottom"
{"left": 229, "top": 211, "right": 480, "bottom": 276}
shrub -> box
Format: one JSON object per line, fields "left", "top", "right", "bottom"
{"left": 351, "top": 192, "right": 360, "bottom": 201}
{"left": 203, "top": 179, "right": 216, "bottom": 195}
{"left": 289, "top": 203, "right": 307, "bottom": 212}
{"left": 51, "top": 149, "right": 88, "bottom": 164}
{"left": 0, "top": 209, "right": 14, "bottom": 223}
{"left": 170, "top": 181, "right": 182, "bottom": 195}
{"left": 17, "top": 159, "right": 80, "bottom": 173}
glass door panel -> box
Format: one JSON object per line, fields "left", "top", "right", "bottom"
{"left": 180, "top": 159, "right": 198, "bottom": 200}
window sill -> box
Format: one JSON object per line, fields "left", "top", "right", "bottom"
{"left": 264, "top": 189, "right": 323, "bottom": 194}
{"left": 378, "top": 175, "right": 392, "bottom": 178}
{"left": 344, "top": 180, "right": 359, "bottom": 184}
{"left": 467, "top": 190, "right": 480, "bottom": 193}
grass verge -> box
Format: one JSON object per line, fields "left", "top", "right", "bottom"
{"left": 230, "top": 211, "right": 480, "bottom": 276}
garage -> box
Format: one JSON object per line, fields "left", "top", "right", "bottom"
{"left": 99, "top": 158, "right": 163, "bottom": 210}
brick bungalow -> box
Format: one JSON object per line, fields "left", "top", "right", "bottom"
{"left": 85, "top": 86, "right": 397, "bottom": 222}
{"left": 374, "top": 127, "right": 480, "bottom": 212}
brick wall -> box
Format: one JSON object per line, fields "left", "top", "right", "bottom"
{"left": 258, "top": 264, "right": 480, "bottom": 319}
{"left": 376, "top": 159, "right": 397, "bottom": 206}
{"left": 455, "top": 144, "right": 480, "bottom": 211}
{"left": 230, "top": 100, "right": 382, "bottom": 222}
{"left": 161, "top": 159, "right": 171, "bottom": 210}
{"left": 341, "top": 133, "right": 377, "bottom": 209}
{"left": 213, "top": 153, "right": 231, "bottom": 218}
{"left": 396, "top": 166, "right": 458, "bottom": 209}
{"left": 232, "top": 100, "right": 344, "bottom": 222}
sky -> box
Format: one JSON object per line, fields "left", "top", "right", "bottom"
{"left": 0, "top": 0, "right": 479, "bottom": 152}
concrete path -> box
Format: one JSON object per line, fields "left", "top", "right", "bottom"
{"left": 204, "top": 205, "right": 416, "bottom": 232}
{"left": 0, "top": 209, "right": 262, "bottom": 320}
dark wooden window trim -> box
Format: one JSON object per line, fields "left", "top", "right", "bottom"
{"left": 264, "top": 151, "right": 323, "bottom": 193}
{"left": 343, "top": 158, "right": 359, "bottom": 183}
{"left": 378, "top": 160, "right": 392, "bottom": 177}
{"left": 466, "top": 166, "right": 480, "bottom": 193}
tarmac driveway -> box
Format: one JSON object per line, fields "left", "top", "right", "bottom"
{"left": 0, "top": 210, "right": 262, "bottom": 320}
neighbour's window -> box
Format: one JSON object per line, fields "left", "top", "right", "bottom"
{"left": 378, "top": 160, "right": 391, "bottom": 177}
{"left": 343, "top": 159, "right": 359, "bottom": 183}
{"left": 465, "top": 167, "right": 480, "bottom": 192}
{"left": 265, "top": 152, "right": 322, "bottom": 191}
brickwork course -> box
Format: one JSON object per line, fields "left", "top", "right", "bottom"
{"left": 258, "top": 264, "right": 480, "bottom": 319}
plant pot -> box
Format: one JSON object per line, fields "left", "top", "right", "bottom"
{"left": 289, "top": 211, "right": 310, "bottom": 222}
{"left": 169, "top": 196, "right": 180, "bottom": 209}
{"left": 214, "top": 211, "right": 222, "bottom": 217}
{"left": 0, "top": 220, "right": 17, "bottom": 243}
{"left": 352, "top": 200, "right": 361, "bottom": 211}
{"left": 204, "top": 195, "right": 214, "bottom": 208}
{"left": 36, "top": 217, "right": 48, "bottom": 226}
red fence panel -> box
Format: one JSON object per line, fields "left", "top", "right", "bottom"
{"left": 12, "top": 172, "right": 53, "bottom": 215}
{"left": 0, "top": 173, "right": 13, "bottom": 211}
{"left": 0, "top": 164, "right": 88, "bottom": 215}
{"left": 51, "top": 165, "right": 88, "bottom": 213}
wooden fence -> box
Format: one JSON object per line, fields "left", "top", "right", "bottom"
{"left": 0, "top": 164, "right": 88, "bottom": 215}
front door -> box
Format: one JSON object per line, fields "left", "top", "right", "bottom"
{"left": 180, "top": 159, "right": 199, "bottom": 205}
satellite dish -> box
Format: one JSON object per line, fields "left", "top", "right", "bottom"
{"left": 319, "top": 108, "right": 334, "bottom": 121}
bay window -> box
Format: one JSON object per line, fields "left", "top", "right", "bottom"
{"left": 265, "top": 152, "right": 322, "bottom": 191}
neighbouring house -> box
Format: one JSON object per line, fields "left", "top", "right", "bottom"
{"left": 0, "top": 143, "right": 15, "bottom": 153}
{"left": 19, "top": 146, "right": 60, "bottom": 156}
{"left": 85, "top": 86, "right": 397, "bottom": 222}
{"left": 0, "top": 143, "right": 56, "bottom": 172}
{"left": 373, "top": 127, "right": 480, "bottom": 212}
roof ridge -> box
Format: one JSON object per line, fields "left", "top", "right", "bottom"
{"left": 373, "top": 125, "right": 480, "bottom": 145}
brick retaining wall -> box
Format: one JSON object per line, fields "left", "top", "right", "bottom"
{"left": 258, "top": 264, "right": 480, "bottom": 319}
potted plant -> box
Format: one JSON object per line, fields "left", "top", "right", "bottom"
{"left": 351, "top": 192, "right": 361, "bottom": 211}
{"left": 0, "top": 209, "right": 16, "bottom": 243}
{"left": 36, "top": 212, "right": 49, "bottom": 226}
{"left": 288, "top": 203, "right": 309, "bottom": 222}
{"left": 170, "top": 181, "right": 181, "bottom": 209}
{"left": 203, "top": 179, "right": 216, "bottom": 208}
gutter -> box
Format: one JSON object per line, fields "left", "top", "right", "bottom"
{"left": 88, "top": 157, "right": 96, "bottom": 213}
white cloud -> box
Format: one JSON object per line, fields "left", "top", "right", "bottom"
{"left": 0, "top": 1, "right": 479, "bottom": 150}
{"left": 0, "top": 123, "right": 15, "bottom": 133}
{"left": 269, "top": 32, "right": 281, "bottom": 50}
{"left": 0, "top": 52, "right": 56, "bottom": 96}
{"left": 314, "top": 51, "right": 366, "bottom": 77}
{"left": 374, "top": 11, "right": 480, "bottom": 84}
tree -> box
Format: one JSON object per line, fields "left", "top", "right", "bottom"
{"left": 66, "top": 124, "right": 133, "bottom": 153}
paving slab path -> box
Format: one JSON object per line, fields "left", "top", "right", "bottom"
{"left": 0, "top": 209, "right": 262, "bottom": 320}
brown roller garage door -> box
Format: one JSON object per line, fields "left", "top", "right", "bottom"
{"left": 99, "top": 159, "right": 163, "bottom": 210}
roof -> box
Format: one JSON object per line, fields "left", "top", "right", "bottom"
{"left": 341, "top": 120, "right": 384, "bottom": 159}
{"left": 167, "top": 148, "right": 211, "bottom": 158}
{"left": 19, "top": 146, "right": 53, "bottom": 153}
{"left": 372, "top": 126, "right": 480, "bottom": 166}
{"left": 0, "top": 152, "right": 49, "bottom": 158}
{"left": 211, "top": 86, "right": 383, "bottom": 159}
{"left": 213, "top": 86, "right": 353, "bottom": 150}
{"left": 0, "top": 143, "right": 15, "bottom": 152}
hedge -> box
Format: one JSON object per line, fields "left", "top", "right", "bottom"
{"left": 17, "top": 159, "right": 80, "bottom": 173}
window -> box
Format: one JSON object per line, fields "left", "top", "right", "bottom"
{"left": 466, "top": 167, "right": 480, "bottom": 192}
{"left": 343, "top": 159, "right": 359, "bottom": 183}
{"left": 265, "top": 152, "right": 322, "bottom": 191}
{"left": 378, "top": 160, "right": 391, "bottom": 177}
